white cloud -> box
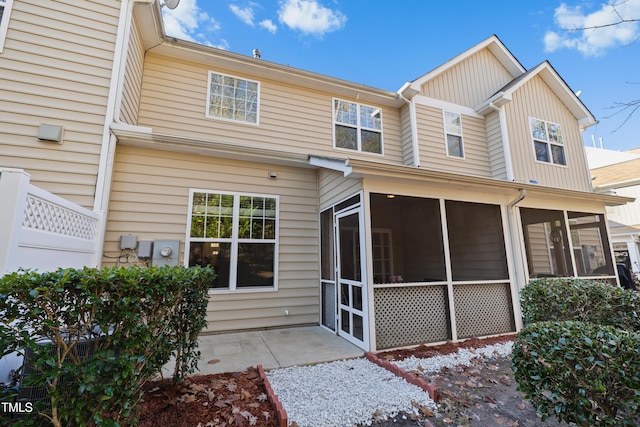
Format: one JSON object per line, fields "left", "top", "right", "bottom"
{"left": 229, "top": 4, "right": 255, "bottom": 26}
{"left": 260, "top": 19, "right": 278, "bottom": 34}
{"left": 278, "top": 0, "right": 347, "bottom": 37}
{"left": 544, "top": 0, "right": 640, "bottom": 56}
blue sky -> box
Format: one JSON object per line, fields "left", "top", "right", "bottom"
{"left": 162, "top": 0, "right": 640, "bottom": 152}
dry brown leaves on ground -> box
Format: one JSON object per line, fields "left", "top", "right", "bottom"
{"left": 138, "top": 367, "right": 278, "bottom": 427}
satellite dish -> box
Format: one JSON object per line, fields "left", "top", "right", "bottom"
{"left": 162, "top": 0, "right": 180, "bottom": 9}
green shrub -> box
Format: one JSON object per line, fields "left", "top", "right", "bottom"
{"left": 512, "top": 321, "right": 640, "bottom": 426}
{"left": 520, "top": 278, "right": 640, "bottom": 331}
{"left": 0, "top": 265, "right": 214, "bottom": 427}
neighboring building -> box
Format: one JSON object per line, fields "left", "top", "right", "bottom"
{"left": 0, "top": 0, "right": 631, "bottom": 351}
{"left": 588, "top": 150, "right": 640, "bottom": 276}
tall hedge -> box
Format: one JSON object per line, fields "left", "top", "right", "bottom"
{"left": 0, "top": 265, "right": 214, "bottom": 427}
{"left": 513, "top": 321, "right": 640, "bottom": 426}
{"left": 520, "top": 278, "right": 640, "bottom": 331}
{"left": 514, "top": 278, "right": 640, "bottom": 426}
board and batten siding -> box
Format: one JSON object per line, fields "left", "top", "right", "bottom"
{"left": 505, "top": 76, "right": 592, "bottom": 192}
{"left": 415, "top": 105, "right": 492, "bottom": 177}
{"left": 105, "top": 145, "right": 321, "bottom": 332}
{"left": 119, "top": 15, "right": 144, "bottom": 125}
{"left": 137, "top": 53, "right": 404, "bottom": 164}
{"left": 0, "top": 0, "right": 120, "bottom": 208}
{"left": 485, "top": 110, "right": 508, "bottom": 180}
{"left": 420, "top": 48, "right": 514, "bottom": 108}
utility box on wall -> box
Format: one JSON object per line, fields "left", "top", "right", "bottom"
{"left": 151, "top": 240, "right": 180, "bottom": 267}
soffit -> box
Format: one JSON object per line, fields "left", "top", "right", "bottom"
{"left": 344, "top": 158, "right": 633, "bottom": 207}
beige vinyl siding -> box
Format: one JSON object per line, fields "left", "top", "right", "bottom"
{"left": 319, "top": 169, "right": 363, "bottom": 211}
{"left": 119, "top": 16, "right": 144, "bottom": 125}
{"left": 399, "top": 104, "right": 414, "bottom": 166}
{"left": 505, "top": 76, "right": 591, "bottom": 192}
{"left": 105, "top": 145, "right": 320, "bottom": 332}
{"left": 486, "top": 110, "right": 508, "bottom": 180}
{"left": 420, "top": 48, "right": 514, "bottom": 108}
{"left": 137, "top": 53, "right": 404, "bottom": 163}
{"left": 0, "top": 0, "right": 119, "bottom": 207}
{"left": 415, "top": 105, "right": 491, "bottom": 177}
{"left": 605, "top": 185, "right": 640, "bottom": 227}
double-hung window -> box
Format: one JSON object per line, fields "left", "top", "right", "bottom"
{"left": 207, "top": 71, "right": 259, "bottom": 124}
{"left": 187, "top": 190, "right": 278, "bottom": 291}
{"left": 0, "top": 0, "right": 14, "bottom": 53}
{"left": 530, "top": 117, "right": 566, "bottom": 165}
{"left": 444, "top": 111, "right": 464, "bottom": 158}
{"left": 333, "top": 99, "right": 383, "bottom": 154}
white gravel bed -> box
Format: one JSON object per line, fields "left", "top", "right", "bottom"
{"left": 266, "top": 357, "right": 437, "bottom": 427}
{"left": 393, "top": 341, "right": 514, "bottom": 374}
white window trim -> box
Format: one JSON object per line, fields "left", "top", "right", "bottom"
{"left": 206, "top": 71, "right": 260, "bottom": 126}
{"left": 185, "top": 189, "right": 279, "bottom": 294}
{"left": 332, "top": 97, "right": 384, "bottom": 156}
{"left": 0, "top": 0, "right": 15, "bottom": 53}
{"left": 529, "top": 116, "right": 568, "bottom": 167}
{"left": 443, "top": 111, "right": 465, "bottom": 159}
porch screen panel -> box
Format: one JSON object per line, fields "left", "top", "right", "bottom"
{"left": 520, "top": 208, "right": 573, "bottom": 278}
{"left": 370, "top": 194, "right": 446, "bottom": 283}
{"left": 445, "top": 201, "right": 508, "bottom": 281}
{"left": 568, "top": 211, "right": 614, "bottom": 276}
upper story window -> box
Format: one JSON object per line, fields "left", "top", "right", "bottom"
{"left": 333, "top": 99, "right": 383, "bottom": 154}
{"left": 187, "top": 190, "right": 278, "bottom": 291}
{"left": 444, "top": 111, "right": 464, "bottom": 158}
{"left": 207, "top": 71, "right": 259, "bottom": 125}
{"left": 0, "top": 0, "right": 15, "bottom": 53}
{"left": 530, "top": 117, "right": 566, "bottom": 166}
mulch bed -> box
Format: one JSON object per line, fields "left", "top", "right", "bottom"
{"left": 138, "top": 367, "right": 278, "bottom": 427}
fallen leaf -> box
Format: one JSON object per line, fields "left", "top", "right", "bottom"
{"left": 207, "top": 359, "right": 220, "bottom": 364}
{"left": 421, "top": 405, "right": 434, "bottom": 417}
{"left": 241, "top": 389, "right": 252, "bottom": 400}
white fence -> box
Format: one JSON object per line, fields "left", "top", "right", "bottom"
{"left": 0, "top": 168, "right": 102, "bottom": 274}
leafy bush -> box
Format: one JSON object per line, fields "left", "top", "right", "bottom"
{"left": 512, "top": 321, "right": 640, "bottom": 426}
{"left": 520, "top": 278, "right": 640, "bottom": 331}
{"left": 0, "top": 265, "right": 214, "bottom": 427}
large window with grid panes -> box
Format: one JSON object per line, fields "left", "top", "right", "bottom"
{"left": 333, "top": 98, "right": 383, "bottom": 154}
{"left": 206, "top": 71, "right": 259, "bottom": 124}
{"left": 187, "top": 190, "right": 278, "bottom": 291}
{"left": 530, "top": 117, "right": 566, "bottom": 166}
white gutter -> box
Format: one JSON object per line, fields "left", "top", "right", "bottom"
{"left": 487, "top": 101, "right": 514, "bottom": 182}
{"left": 397, "top": 83, "right": 420, "bottom": 168}
{"left": 93, "top": 0, "right": 147, "bottom": 265}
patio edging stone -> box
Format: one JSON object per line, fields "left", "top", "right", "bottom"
{"left": 257, "top": 364, "right": 288, "bottom": 427}
{"left": 364, "top": 352, "right": 438, "bottom": 401}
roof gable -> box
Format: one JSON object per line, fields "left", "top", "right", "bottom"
{"left": 476, "top": 61, "right": 596, "bottom": 130}
{"left": 400, "top": 35, "right": 525, "bottom": 96}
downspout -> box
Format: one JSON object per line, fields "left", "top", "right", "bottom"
{"left": 507, "top": 189, "right": 526, "bottom": 330}
{"left": 397, "top": 92, "right": 420, "bottom": 168}
{"left": 93, "top": 0, "right": 151, "bottom": 265}
{"left": 487, "top": 102, "right": 514, "bottom": 181}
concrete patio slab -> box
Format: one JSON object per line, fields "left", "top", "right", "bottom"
{"left": 163, "top": 326, "right": 364, "bottom": 376}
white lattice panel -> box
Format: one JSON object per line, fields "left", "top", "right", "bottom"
{"left": 23, "top": 195, "right": 97, "bottom": 240}
{"left": 453, "top": 283, "right": 515, "bottom": 339}
{"left": 374, "top": 285, "right": 450, "bottom": 350}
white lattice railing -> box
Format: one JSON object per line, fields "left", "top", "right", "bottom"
{"left": 22, "top": 193, "right": 98, "bottom": 240}
{"left": 0, "top": 168, "right": 102, "bottom": 273}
